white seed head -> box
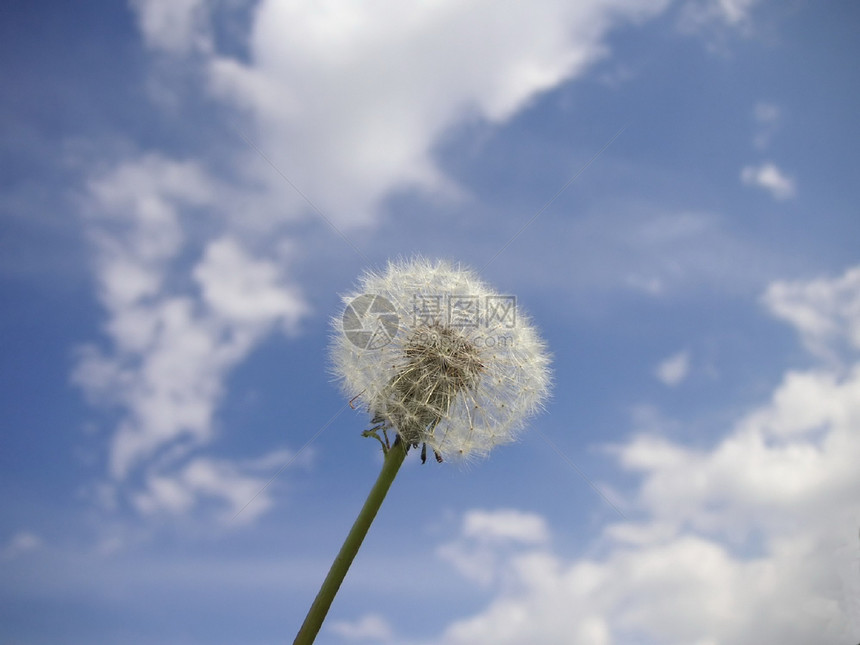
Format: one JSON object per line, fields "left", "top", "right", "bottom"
{"left": 331, "top": 257, "right": 552, "bottom": 460}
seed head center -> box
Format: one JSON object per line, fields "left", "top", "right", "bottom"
{"left": 381, "top": 323, "right": 484, "bottom": 445}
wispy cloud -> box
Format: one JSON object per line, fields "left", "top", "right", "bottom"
{"left": 437, "top": 509, "right": 550, "bottom": 587}
{"left": 506, "top": 208, "right": 787, "bottom": 301}
{"left": 133, "top": 449, "right": 303, "bottom": 525}
{"left": 130, "top": 0, "right": 211, "bottom": 55}
{"left": 655, "top": 350, "right": 690, "bottom": 386}
{"left": 753, "top": 101, "right": 782, "bottom": 149}
{"left": 73, "top": 154, "right": 310, "bottom": 488}
{"left": 679, "top": 0, "right": 762, "bottom": 32}
{"left": 763, "top": 265, "right": 860, "bottom": 362}
{"left": 741, "top": 161, "right": 797, "bottom": 200}
{"left": 329, "top": 614, "right": 394, "bottom": 642}
{"left": 462, "top": 509, "right": 550, "bottom": 545}
{"left": 1, "top": 532, "right": 43, "bottom": 560}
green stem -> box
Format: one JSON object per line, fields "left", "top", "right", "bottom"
{"left": 293, "top": 437, "right": 409, "bottom": 645}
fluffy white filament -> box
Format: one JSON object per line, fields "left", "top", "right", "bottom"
{"left": 331, "top": 257, "right": 551, "bottom": 460}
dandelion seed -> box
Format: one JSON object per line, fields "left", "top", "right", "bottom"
{"left": 331, "top": 257, "right": 552, "bottom": 460}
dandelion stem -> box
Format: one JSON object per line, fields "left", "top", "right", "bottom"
{"left": 293, "top": 437, "right": 409, "bottom": 645}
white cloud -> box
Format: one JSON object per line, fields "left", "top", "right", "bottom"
{"left": 438, "top": 509, "right": 550, "bottom": 587}
{"left": 621, "top": 371, "right": 860, "bottom": 528}
{"left": 712, "top": 0, "right": 760, "bottom": 24}
{"left": 329, "top": 614, "right": 394, "bottom": 642}
{"left": 133, "top": 449, "right": 297, "bottom": 525}
{"left": 462, "top": 508, "right": 550, "bottom": 545}
{"left": 129, "top": 0, "right": 210, "bottom": 54}
{"left": 1, "top": 532, "right": 44, "bottom": 560}
{"left": 201, "top": 0, "right": 669, "bottom": 228}
{"left": 528, "top": 209, "right": 781, "bottom": 300}
{"left": 426, "top": 266, "right": 860, "bottom": 644}
{"left": 741, "top": 162, "right": 796, "bottom": 200}
{"left": 655, "top": 350, "right": 690, "bottom": 386}
{"left": 679, "top": 0, "right": 762, "bottom": 32}
{"left": 193, "top": 237, "right": 309, "bottom": 329}
{"left": 753, "top": 101, "right": 782, "bottom": 149}
{"left": 763, "top": 265, "right": 860, "bottom": 361}
{"left": 74, "top": 155, "right": 310, "bottom": 484}
{"left": 624, "top": 274, "right": 665, "bottom": 295}
{"left": 753, "top": 101, "right": 780, "bottom": 124}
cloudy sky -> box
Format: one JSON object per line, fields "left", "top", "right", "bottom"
{"left": 2, "top": 1, "right": 860, "bottom": 643}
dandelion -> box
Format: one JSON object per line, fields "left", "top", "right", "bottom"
{"left": 332, "top": 257, "right": 552, "bottom": 460}
{"left": 293, "top": 258, "right": 551, "bottom": 644}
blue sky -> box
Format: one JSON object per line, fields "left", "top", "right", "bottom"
{"left": 2, "top": 1, "right": 860, "bottom": 643}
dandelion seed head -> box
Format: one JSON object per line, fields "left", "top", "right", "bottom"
{"left": 331, "top": 257, "right": 551, "bottom": 460}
